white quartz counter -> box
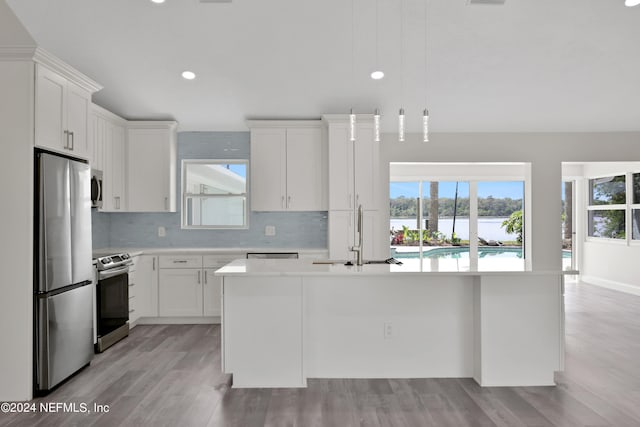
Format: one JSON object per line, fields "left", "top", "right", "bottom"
{"left": 92, "top": 247, "right": 328, "bottom": 258}
{"left": 215, "top": 258, "right": 570, "bottom": 276}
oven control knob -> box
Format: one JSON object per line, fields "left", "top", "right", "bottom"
{"left": 101, "top": 257, "right": 111, "bottom": 264}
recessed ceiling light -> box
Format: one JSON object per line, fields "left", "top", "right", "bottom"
{"left": 182, "top": 71, "right": 196, "bottom": 80}
{"left": 151, "top": 0, "right": 165, "bottom": 3}
{"left": 625, "top": 0, "right": 640, "bottom": 6}
{"left": 371, "top": 70, "right": 385, "bottom": 80}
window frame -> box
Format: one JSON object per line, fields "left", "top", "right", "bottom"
{"left": 586, "top": 172, "right": 635, "bottom": 243}
{"left": 632, "top": 173, "right": 640, "bottom": 241}
{"left": 181, "top": 159, "right": 249, "bottom": 230}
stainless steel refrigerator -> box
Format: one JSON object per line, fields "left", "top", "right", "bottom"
{"left": 34, "top": 150, "right": 94, "bottom": 393}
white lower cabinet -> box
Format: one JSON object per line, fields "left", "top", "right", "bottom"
{"left": 159, "top": 268, "right": 203, "bottom": 316}
{"left": 158, "top": 255, "right": 228, "bottom": 319}
{"left": 203, "top": 268, "right": 222, "bottom": 317}
{"left": 128, "top": 255, "right": 158, "bottom": 326}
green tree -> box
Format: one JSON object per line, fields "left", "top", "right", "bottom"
{"left": 502, "top": 210, "right": 523, "bottom": 243}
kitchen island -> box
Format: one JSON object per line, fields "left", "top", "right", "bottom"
{"left": 216, "top": 259, "right": 564, "bottom": 388}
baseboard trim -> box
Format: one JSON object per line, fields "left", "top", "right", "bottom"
{"left": 136, "top": 316, "right": 220, "bottom": 325}
{"left": 580, "top": 275, "right": 640, "bottom": 296}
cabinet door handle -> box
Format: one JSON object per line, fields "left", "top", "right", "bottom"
{"left": 69, "top": 131, "right": 74, "bottom": 151}
{"left": 164, "top": 197, "right": 168, "bottom": 211}
{"left": 129, "top": 309, "right": 135, "bottom": 314}
{"left": 287, "top": 195, "right": 291, "bottom": 209}
{"left": 63, "top": 130, "right": 69, "bottom": 149}
{"left": 152, "top": 258, "right": 156, "bottom": 271}
{"left": 281, "top": 196, "right": 285, "bottom": 209}
{"left": 197, "top": 270, "right": 201, "bottom": 284}
{"left": 114, "top": 196, "right": 120, "bottom": 210}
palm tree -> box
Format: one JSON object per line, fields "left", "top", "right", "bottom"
{"left": 429, "top": 182, "right": 438, "bottom": 235}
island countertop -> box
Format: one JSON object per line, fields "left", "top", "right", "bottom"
{"left": 215, "top": 258, "right": 575, "bottom": 276}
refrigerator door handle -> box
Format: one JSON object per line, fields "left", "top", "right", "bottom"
{"left": 35, "top": 297, "right": 50, "bottom": 390}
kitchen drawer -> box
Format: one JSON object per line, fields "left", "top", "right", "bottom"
{"left": 129, "top": 295, "right": 139, "bottom": 323}
{"left": 128, "top": 280, "right": 137, "bottom": 299}
{"left": 128, "top": 256, "right": 139, "bottom": 273}
{"left": 203, "top": 254, "right": 238, "bottom": 269}
{"left": 159, "top": 255, "right": 203, "bottom": 269}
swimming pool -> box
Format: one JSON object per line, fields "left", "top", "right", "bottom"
{"left": 393, "top": 246, "right": 572, "bottom": 259}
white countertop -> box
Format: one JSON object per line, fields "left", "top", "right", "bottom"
{"left": 215, "top": 258, "right": 570, "bottom": 276}
{"left": 92, "top": 247, "right": 328, "bottom": 258}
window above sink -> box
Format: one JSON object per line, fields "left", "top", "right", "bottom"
{"left": 181, "top": 159, "right": 248, "bottom": 229}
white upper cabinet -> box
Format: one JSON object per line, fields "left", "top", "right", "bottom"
{"left": 250, "top": 128, "right": 286, "bottom": 211}
{"left": 90, "top": 104, "right": 127, "bottom": 212}
{"left": 126, "top": 122, "right": 177, "bottom": 212}
{"left": 34, "top": 61, "right": 99, "bottom": 159}
{"left": 249, "top": 121, "right": 326, "bottom": 211}
{"left": 103, "top": 120, "right": 127, "bottom": 211}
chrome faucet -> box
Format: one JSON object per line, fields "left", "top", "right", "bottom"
{"left": 350, "top": 205, "right": 364, "bottom": 266}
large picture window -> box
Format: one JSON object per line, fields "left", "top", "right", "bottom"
{"left": 182, "top": 160, "right": 248, "bottom": 229}
{"left": 587, "top": 175, "right": 626, "bottom": 239}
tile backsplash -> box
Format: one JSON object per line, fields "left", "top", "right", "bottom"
{"left": 92, "top": 131, "right": 328, "bottom": 249}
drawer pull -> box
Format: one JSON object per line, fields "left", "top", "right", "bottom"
{"left": 173, "top": 260, "right": 188, "bottom": 264}
{"left": 128, "top": 309, "right": 135, "bottom": 313}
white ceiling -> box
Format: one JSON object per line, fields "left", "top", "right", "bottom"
{"left": 6, "top": 0, "right": 640, "bottom": 133}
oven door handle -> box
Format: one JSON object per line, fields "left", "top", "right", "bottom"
{"left": 98, "top": 265, "right": 130, "bottom": 280}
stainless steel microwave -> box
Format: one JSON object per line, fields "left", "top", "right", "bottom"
{"left": 91, "top": 170, "right": 103, "bottom": 208}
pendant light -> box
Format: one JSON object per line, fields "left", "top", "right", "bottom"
{"left": 350, "top": 108, "right": 356, "bottom": 142}
{"left": 374, "top": 109, "right": 381, "bottom": 142}
{"left": 423, "top": 109, "right": 429, "bottom": 142}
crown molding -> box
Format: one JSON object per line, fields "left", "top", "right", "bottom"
{"left": 0, "top": 45, "right": 37, "bottom": 61}
{"left": 126, "top": 120, "right": 178, "bottom": 131}
{"left": 32, "top": 47, "right": 103, "bottom": 93}
{"left": 322, "top": 114, "right": 375, "bottom": 124}
{"left": 246, "top": 119, "right": 322, "bottom": 129}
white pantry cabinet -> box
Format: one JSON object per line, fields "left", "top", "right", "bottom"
{"left": 248, "top": 121, "right": 326, "bottom": 211}
{"left": 126, "top": 122, "right": 177, "bottom": 212}
{"left": 324, "top": 116, "right": 379, "bottom": 211}
{"left": 328, "top": 210, "right": 384, "bottom": 261}
{"left": 323, "top": 115, "right": 384, "bottom": 260}
{"left": 34, "top": 61, "right": 100, "bottom": 159}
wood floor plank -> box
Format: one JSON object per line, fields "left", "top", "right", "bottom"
{"left": 3, "top": 281, "right": 640, "bottom": 427}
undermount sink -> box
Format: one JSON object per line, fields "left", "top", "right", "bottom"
{"left": 311, "top": 258, "right": 403, "bottom": 266}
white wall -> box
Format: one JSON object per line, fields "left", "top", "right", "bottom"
{"left": 381, "top": 132, "right": 640, "bottom": 272}
{"left": 578, "top": 162, "right": 640, "bottom": 295}
{"left": 0, "top": 61, "right": 34, "bottom": 401}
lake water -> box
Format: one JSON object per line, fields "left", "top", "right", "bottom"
{"left": 390, "top": 217, "right": 516, "bottom": 241}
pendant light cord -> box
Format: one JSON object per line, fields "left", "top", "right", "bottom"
{"left": 400, "top": 0, "right": 404, "bottom": 105}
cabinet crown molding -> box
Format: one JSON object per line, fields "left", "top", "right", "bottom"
{"left": 246, "top": 119, "right": 321, "bottom": 129}
{"left": 127, "top": 121, "right": 178, "bottom": 130}
{"left": 322, "top": 114, "right": 375, "bottom": 124}
{"left": 0, "top": 45, "right": 37, "bottom": 61}
{"left": 33, "top": 48, "right": 102, "bottom": 93}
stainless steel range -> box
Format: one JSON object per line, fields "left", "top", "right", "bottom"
{"left": 95, "top": 253, "right": 132, "bottom": 352}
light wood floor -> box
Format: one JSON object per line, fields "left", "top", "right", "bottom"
{"left": 2, "top": 281, "right": 640, "bottom": 427}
